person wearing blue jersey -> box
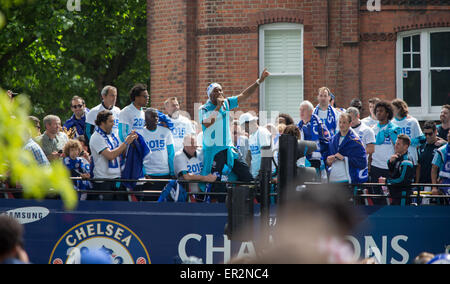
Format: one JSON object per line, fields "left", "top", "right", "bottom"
{"left": 327, "top": 113, "right": 368, "bottom": 185}
{"left": 314, "top": 87, "right": 340, "bottom": 136}
{"left": 297, "top": 100, "right": 331, "bottom": 179}
{"left": 200, "top": 68, "right": 270, "bottom": 185}
{"left": 63, "top": 96, "right": 89, "bottom": 138}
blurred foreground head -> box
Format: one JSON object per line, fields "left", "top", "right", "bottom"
{"left": 236, "top": 184, "right": 358, "bottom": 264}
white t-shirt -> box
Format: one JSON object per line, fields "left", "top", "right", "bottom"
{"left": 361, "top": 116, "right": 378, "bottom": 129}
{"left": 248, "top": 126, "right": 272, "bottom": 178}
{"left": 170, "top": 115, "right": 195, "bottom": 153}
{"left": 329, "top": 137, "right": 350, "bottom": 182}
{"left": 141, "top": 126, "right": 174, "bottom": 175}
{"left": 174, "top": 148, "right": 204, "bottom": 193}
{"left": 371, "top": 123, "right": 395, "bottom": 170}
{"left": 352, "top": 122, "right": 376, "bottom": 148}
{"left": 89, "top": 131, "right": 122, "bottom": 179}
{"left": 86, "top": 103, "right": 121, "bottom": 137}
{"left": 393, "top": 116, "right": 422, "bottom": 164}
{"left": 118, "top": 103, "right": 145, "bottom": 140}
{"left": 317, "top": 107, "right": 341, "bottom": 134}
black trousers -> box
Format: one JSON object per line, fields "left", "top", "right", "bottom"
{"left": 369, "top": 166, "right": 390, "bottom": 205}
{"left": 211, "top": 149, "right": 254, "bottom": 202}
{"left": 134, "top": 174, "right": 172, "bottom": 202}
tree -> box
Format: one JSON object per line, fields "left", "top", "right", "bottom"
{"left": 0, "top": 90, "right": 78, "bottom": 210}
{"left": 0, "top": 0, "right": 149, "bottom": 122}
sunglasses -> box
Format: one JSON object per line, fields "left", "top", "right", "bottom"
{"left": 71, "top": 104, "right": 83, "bottom": 109}
{"left": 424, "top": 132, "right": 434, "bottom": 136}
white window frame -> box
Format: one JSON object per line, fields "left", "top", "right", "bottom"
{"left": 396, "top": 27, "right": 450, "bottom": 121}
{"left": 259, "top": 23, "right": 304, "bottom": 121}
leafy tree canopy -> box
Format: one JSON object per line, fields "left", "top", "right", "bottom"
{"left": 0, "top": 0, "right": 149, "bottom": 123}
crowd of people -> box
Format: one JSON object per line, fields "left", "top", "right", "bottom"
{"left": 7, "top": 69, "right": 450, "bottom": 204}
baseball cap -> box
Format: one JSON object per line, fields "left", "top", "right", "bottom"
{"left": 239, "top": 112, "right": 258, "bottom": 125}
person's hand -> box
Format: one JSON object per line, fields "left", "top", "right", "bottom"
{"left": 435, "top": 138, "right": 447, "bottom": 147}
{"left": 378, "top": 177, "right": 386, "bottom": 184}
{"left": 50, "top": 151, "right": 62, "bottom": 160}
{"left": 80, "top": 173, "right": 90, "bottom": 179}
{"left": 259, "top": 68, "right": 270, "bottom": 83}
{"left": 327, "top": 155, "right": 336, "bottom": 166}
{"left": 125, "top": 130, "right": 138, "bottom": 145}
{"left": 216, "top": 97, "right": 225, "bottom": 110}
{"left": 389, "top": 154, "right": 398, "bottom": 163}
{"left": 431, "top": 187, "right": 441, "bottom": 195}
{"left": 335, "top": 153, "right": 344, "bottom": 160}
{"left": 204, "top": 174, "right": 218, "bottom": 183}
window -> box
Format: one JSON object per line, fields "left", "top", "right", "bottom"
{"left": 259, "top": 23, "right": 303, "bottom": 122}
{"left": 397, "top": 28, "right": 450, "bottom": 120}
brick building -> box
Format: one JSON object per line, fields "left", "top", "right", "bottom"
{"left": 147, "top": 0, "right": 450, "bottom": 122}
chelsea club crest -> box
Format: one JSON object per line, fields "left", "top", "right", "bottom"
{"left": 49, "top": 219, "right": 150, "bottom": 264}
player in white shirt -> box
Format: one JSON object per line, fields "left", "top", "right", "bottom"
{"left": 361, "top": 97, "right": 380, "bottom": 128}
{"left": 370, "top": 101, "right": 402, "bottom": 204}
{"left": 85, "top": 85, "right": 121, "bottom": 140}
{"left": 347, "top": 107, "right": 375, "bottom": 155}
{"left": 392, "top": 99, "right": 423, "bottom": 165}
{"left": 141, "top": 108, "right": 175, "bottom": 177}
{"left": 89, "top": 110, "right": 137, "bottom": 200}
{"left": 174, "top": 134, "right": 217, "bottom": 201}
{"left": 239, "top": 112, "right": 272, "bottom": 178}
{"left": 164, "top": 97, "right": 195, "bottom": 153}
{"left": 118, "top": 84, "right": 149, "bottom": 141}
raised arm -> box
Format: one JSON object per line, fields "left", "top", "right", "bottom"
{"left": 236, "top": 68, "right": 270, "bottom": 105}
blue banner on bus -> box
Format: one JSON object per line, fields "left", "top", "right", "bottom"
{"left": 0, "top": 199, "right": 449, "bottom": 264}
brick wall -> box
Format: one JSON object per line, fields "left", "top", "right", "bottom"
{"left": 147, "top": 0, "right": 450, "bottom": 119}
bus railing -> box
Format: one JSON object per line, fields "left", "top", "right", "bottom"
{"left": 1, "top": 177, "right": 449, "bottom": 204}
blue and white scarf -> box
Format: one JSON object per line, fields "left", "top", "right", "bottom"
{"left": 314, "top": 104, "right": 338, "bottom": 136}
{"left": 297, "top": 114, "right": 331, "bottom": 161}
{"left": 95, "top": 126, "right": 124, "bottom": 169}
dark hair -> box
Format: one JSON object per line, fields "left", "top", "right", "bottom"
{"left": 144, "top": 108, "right": 158, "bottom": 128}
{"left": 71, "top": 95, "right": 85, "bottom": 105}
{"left": 129, "top": 83, "right": 147, "bottom": 102}
{"left": 95, "top": 110, "right": 113, "bottom": 126}
{"left": 283, "top": 125, "right": 301, "bottom": 140}
{"left": 277, "top": 113, "right": 294, "bottom": 126}
{"left": 423, "top": 120, "right": 437, "bottom": 132}
{"left": 350, "top": 98, "right": 362, "bottom": 112}
{"left": 374, "top": 101, "right": 394, "bottom": 121}
{"left": 0, "top": 215, "right": 24, "bottom": 256}
{"left": 392, "top": 99, "right": 409, "bottom": 118}
{"left": 397, "top": 134, "right": 411, "bottom": 147}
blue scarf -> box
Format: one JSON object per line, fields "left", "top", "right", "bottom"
{"left": 64, "top": 114, "right": 86, "bottom": 136}
{"left": 375, "top": 122, "right": 401, "bottom": 145}
{"left": 328, "top": 129, "right": 368, "bottom": 183}
{"left": 314, "top": 104, "right": 337, "bottom": 135}
{"left": 297, "top": 114, "right": 331, "bottom": 160}
{"left": 95, "top": 126, "right": 124, "bottom": 169}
